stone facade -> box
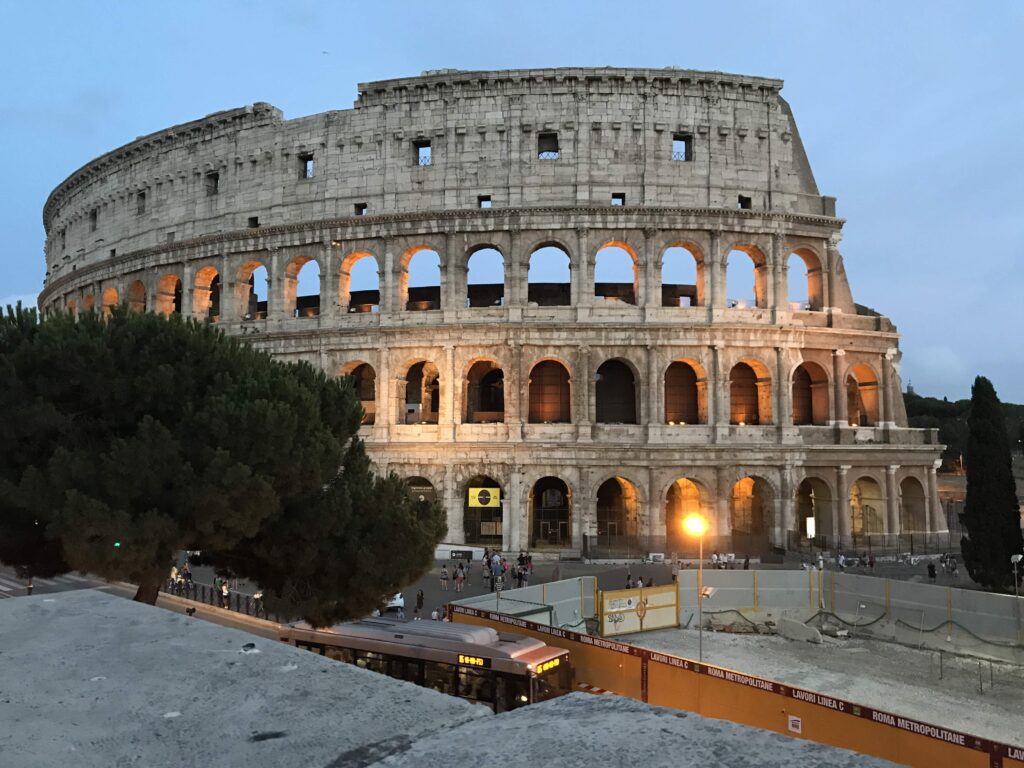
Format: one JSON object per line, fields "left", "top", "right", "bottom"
{"left": 38, "top": 67, "right": 945, "bottom": 556}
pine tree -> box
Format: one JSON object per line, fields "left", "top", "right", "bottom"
{"left": 960, "top": 376, "right": 1023, "bottom": 590}
{"left": 0, "top": 306, "right": 446, "bottom": 624}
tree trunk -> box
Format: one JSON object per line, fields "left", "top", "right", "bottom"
{"left": 133, "top": 579, "right": 161, "bottom": 605}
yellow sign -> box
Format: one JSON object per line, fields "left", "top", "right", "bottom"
{"left": 468, "top": 487, "right": 500, "bottom": 507}
{"left": 458, "top": 654, "right": 488, "bottom": 667}
{"left": 536, "top": 658, "right": 560, "bottom": 674}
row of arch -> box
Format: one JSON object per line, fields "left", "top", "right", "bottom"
{"left": 404, "top": 472, "right": 930, "bottom": 550}
{"left": 345, "top": 356, "right": 884, "bottom": 428}
{"left": 65, "top": 238, "right": 830, "bottom": 320}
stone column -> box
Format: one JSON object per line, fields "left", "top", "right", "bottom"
{"left": 508, "top": 467, "right": 523, "bottom": 551}
{"left": 380, "top": 238, "right": 397, "bottom": 314}
{"left": 573, "top": 227, "right": 590, "bottom": 309}
{"left": 837, "top": 465, "right": 851, "bottom": 546}
{"left": 776, "top": 347, "right": 791, "bottom": 429}
{"left": 376, "top": 346, "right": 392, "bottom": 441}
{"left": 576, "top": 344, "right": 592, "bottom": 440}
{"left": 825, "top": 236, "right": 841, "bottom": 310}
{"left": 715, "top": 466, "right": 732, "bottom": 549}
{"left": 881, "top": 351, "right": 896, "bottom": 427}
{"left": 442, "top": 344, "right": 456, "bottom": 440}
{"left": 268, "top": 249, "right": 289, "bottom": 323}
{"left": 885, "top": 465, "right": 900, "bottom": 538}
{"left": 643, "top": 227, "right": 660, "bottom": 311}
{"left": 832, "top": 349, "right": 847, "bottom": 427}
{"left": 506, "top": 229, "right": 522, "bottom": 308}
{"left": 219, "top": 254, "right": 235, "bottom": 321}
{"left": 772, "top": 233, "right": 787, "bottom": 313}
{"left": 320, "top": 243, "right": 339, "bottom": 323}
{"left": 507, "top": 340, "right": 523, "bottom": 441}
{"left": 777, "top": 467, "right": 794, "bottom": 550}
{"left": 711, "top": 344, "right": 728, "bottom": 442}
{"left": 927, "top": 462, "right": 944, "bottom": 533}
{"left": 444, "top": 465, "right": 463, "bottom": 544}
{"left": 646, "top": 344, "right": 661, "bottom": 434}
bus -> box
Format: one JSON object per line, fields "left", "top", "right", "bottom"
{"left": 281, "top": 617, "right": 571, "bottom": 712}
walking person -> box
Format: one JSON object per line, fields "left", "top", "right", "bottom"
{"left": 927, "top": 561, "right": 937, "bottom": 583}
{"left": 440, "top": 564, "right": 449, "bottom": 591}
{"left": 414, "top": 589, "right": 425, "bottom": 620}
{"left": 743, "top": 554, "right": 750, "bottom": 571}
{"left": 455, "top": 564, "right": 465, "bottom": 593}
{"left": 221, "top": 580, "right": 230, "bottom": 609}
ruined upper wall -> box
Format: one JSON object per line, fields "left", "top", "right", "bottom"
{"left": 42, "top": 67, "right": 834, "bottom": 278}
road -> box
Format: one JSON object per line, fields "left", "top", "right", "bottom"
{"left": 0, "top": 566, "right": 108, "bottom": 598}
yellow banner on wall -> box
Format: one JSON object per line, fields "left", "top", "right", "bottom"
{"left": 468, "top": 487, "right": 500, "bottom": 507}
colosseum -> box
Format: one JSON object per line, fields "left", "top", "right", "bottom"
{"left": 38, "top": 67, "right": 945, "bottom": 558}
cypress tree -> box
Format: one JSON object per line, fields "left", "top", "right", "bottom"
{"left": 960, "top": 376, "right": 1023, "bottom": 590}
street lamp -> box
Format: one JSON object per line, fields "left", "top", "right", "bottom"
{"left": 683, "top": 513, "right": 710, "bottom": 663}
{"left": 1012, "top": 554, "right": 1023, "bottom": 598}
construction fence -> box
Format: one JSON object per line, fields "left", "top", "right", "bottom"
{"left": 451, "top": 604, "right": 1024, "bottom": 768}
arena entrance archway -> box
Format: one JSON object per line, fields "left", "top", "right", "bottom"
{"left": 405, "top": 476, "right": 437, "bottom": 504}
{"left": 900, "top": 476, "right": 927, "bottom": 532}
{"left": 730, "top": 476, "right": 773, "bottom": 555}
{"left": 530, "top": 477, "right": 571, "bottom": 549}
{"left": 665, "top": 478, "right": 708, "bottom": 555}
{"left": 463, "top": 475, "right": 503, "bottom": 546}
{"left": 596, "top": 477, "right": 640, "bottom": 555}
{"left": 796, "top": 477, "right": 834, "bottom": 547}
{"left": 850, "top": 476, "right": 885, "bottom": 538}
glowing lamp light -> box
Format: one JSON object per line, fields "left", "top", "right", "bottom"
{"left": 682, "top": 514, "right": 709, "bottom": 537}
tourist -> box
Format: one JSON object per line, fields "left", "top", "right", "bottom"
{"left": 927, "top": 561, "right": 937, "bottom": 583}
{"left": 440, "top": 564, "right": 449, "bottom": 591}
{"left": 455, "top": 564, "right": 465, "bottom": 593}
{"left": 868, "top": 554, "right": 875, "bottom": 572}
{"left": 817, "top": 553, "right": 825, "bottom": 571}
{"left": 837, "top": 553, "right": 846, "bottom": 571}
{"left": 711, "top": 552, "right": 719, "bottom": 569}
{"left": 950, "top": 557, "right": 960, "bottom": 579}
{"left": 430, "top": 607, "right": 440, "bottom": 621}
{"left": 743, "top": 554, "right": 750, "bottom": 571}
{"left": 414, "top": 589, "right": 425, "bottom": 619}
{"left": 221, "top": 580, "right": 230, "bottom": 609}
{"left": 483, "top": 562, "right": 491, "bottom": 591}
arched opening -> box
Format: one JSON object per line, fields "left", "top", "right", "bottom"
{"left": 731, "top": 476, "right": 773, "bottom": 553}
{"left": 725, "top": 246, "right": 768, "bottom": 309}
{"left": 593, "top": 243, "right": 637, "bottom": 305}
{"left": 796, "top": 477, "right": 834, "bottom": 545}
{"left": 126, "top": 280, "right": 146, "bottom": 313}
{"left": 596, "top": 477, "right": 639, "bottom": 553}
{"left": 664, "top": 360, "right": 707, "bottom": 424}
{"left": 729, "top": 361, "right": 772, "bottom": 425}
{"left": 404, "top": 247, "right": 441, "bottom": 311}
{"left": 466, "top": 246, "right": 504, "bottom": 307}
{"left": 101, "top": 287, "right": 119, "bottom": 317}
{"left": 237, "top": 262, "right": 268, "bottom": 320}
{"left": 155, "top": 275, "right": 182, "bottom": 316}
{"left": 66, "top": 298, "right": 77, "bottom": 315}
{"left": 528, "top": 245, "right": 571, "bottom": 306}
{"left": 595, "top": 359, "right": 638, "bottom": 424}
{"left": 791, "top": 362, "right": 830, "bottom": 425}
{"left": 528, "top": 360, "right": 571, "bottom": 423}
{"left": 464, "top": 475, "right": 503, "bottom": 545}
{"left": 342, "top": 252, "right": 380, "bottom": 313}
{"left": 899, "top": 476, "right": 927, "bottom": 532}
{"left": 402, "top": 361, "right": 440, "bottom": 424}
{"left": 345, "top": 363, "right": 377, "bottom": 425}
{"left": 530, "top": 477, "right": 571, "bottom": 548}
{"left": 82, "top": 294, "right": 95, "bottom": 313}
{"left": 788, "top": 248, "right": 824, "bottom": 311}
{"left": 846, "top": 364, "right": 880, "bottom": 426}
{"left": 193, "top": 266, "right": 221, "bottom": 322}
{"left": 850, "top": 477, "right": 885, "bottom": 537}
{"left": 464, "top": 360, "right": 504, "bottom": 423}
{"left": 285, "top": 256, "right": 321, "bottom": 318}
{"left": 661, "top": 244, "right": 703, "bottom": 307}
{"left": 405, "top": 476, "right": 438, "bottom": 504}
{"left": 665, "top": 478, "right": 708, "bottom": 554}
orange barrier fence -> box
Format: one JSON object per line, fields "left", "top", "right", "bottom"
{"left": 451, "top": 604, "right": 1023, "bottom": 768}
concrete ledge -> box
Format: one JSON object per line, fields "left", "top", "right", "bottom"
{"left": 778, "top": 616, "right": 822, "bottom": 643}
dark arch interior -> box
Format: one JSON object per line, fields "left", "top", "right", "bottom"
{"left": 465, "top": 361, "right": 504, "bottom": 423}
{"left": 404, "top": 362, "right": 439, "bottom": 424}
{"left": 664, "top": 361, "right": 700, "bottom": 424}
{"left": 463, "top": 474, "right": 503, "bottom": 545}
{"left": 528, "top": 361, "right": 571, "bottom": 423}
{"left": 349, "top": 363, "right": 376, "bottom": 425}
{"left": 531, "top": 476, "right": 571, "bottom": 548}
{"left": 595, "top": 360, "right": 637, "bottom": 424}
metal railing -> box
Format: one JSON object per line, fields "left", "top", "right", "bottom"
{"left": 537, "top": 151, "right": 560, "bottom": 160}
{"left": 160, "top": 580, "right": 279, "bottom": 623}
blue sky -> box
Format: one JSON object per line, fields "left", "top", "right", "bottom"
{"left": 1, "top": 1, "right": 1021, "bottom": 401}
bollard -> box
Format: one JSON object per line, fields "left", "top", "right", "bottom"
{"left": 978, "top": 662, "right": 983, "bottom": 694}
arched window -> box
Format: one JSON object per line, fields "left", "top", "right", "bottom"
{"left": 664, "top": 360, "right": 706, "bottom": 424}
{"left": 596, "top": 477, "right": 639, "bottom": 551}
{"left": 899, "top": 476, "right": 927, "bottom": 532}
{"left": 528, "top": 360, "right": 571, "bottom": 423}
{"left": 849, "top": 477, "right": 885, "bottom": 536}
{"left": 464, "top": 361, "right": 504, "bottom": 423}
{"left": 791, "top": 362, "right": 829, "bottom": 425}
{"left": 193, "top": 267, "right": 220, "bottom": 321}
{"left": 531, "top": 477, "right": 571, "bottom": 548}
{"left": 731, "top": 476, "right": 773, "bottom": 553}
{"left": 846, "top": 364, "right": 880, "bottom": 426}
{"left": 729, "top": 361, "right": 772, "bottom": 425}
{"left": 346, "top": 363, "right": 376, "bottom": 425}
{"left": 467, "top": 247, "right": 504, "bottom": 307}
{"left": 404, "top": 247, "right": 441, "bottom": 311}
{"left": 725, "top": 246, "right": 768, "bottom": 309}
{"left": 528, "top": 245, "right": 571, "bottom": 306}
{"left": 101, "top": 287, "right": 119, "bottom": 317}
{"left": 82, "top": 294, "right": 95, "bottom": 312}
{"left": 237, "top": 262, "right": 268, "bottom": 320}
{"left": 463, "top": 475, "right": 503, "bottom": 545}
{"left": 594, "top": 243, "right": 637, "bottom": 305}
{"left": 661, "top": 245, "right": 702, "bottom": 307}
{"left": 343, "top": 253, "right": 380, "bottom": 313}
{"left": 796, "top": 477, "right": 833, "bottom": 542}
{"left": 155, "top": 275, "right": 182, "bottom": 316}
{"left": 285, "top": 256, "right": 320, "bottom": 318}
{"left": 788, "top": 248, "right": 824, "bottom": 311}
{"left": 402, "top": 361, "right": 440, "bottom": 424}
{"left": 595, "top": 359, "right": 637, "bottom": 424}
{"left": 126, "top": 280, "right": 146, "bottom": 313}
